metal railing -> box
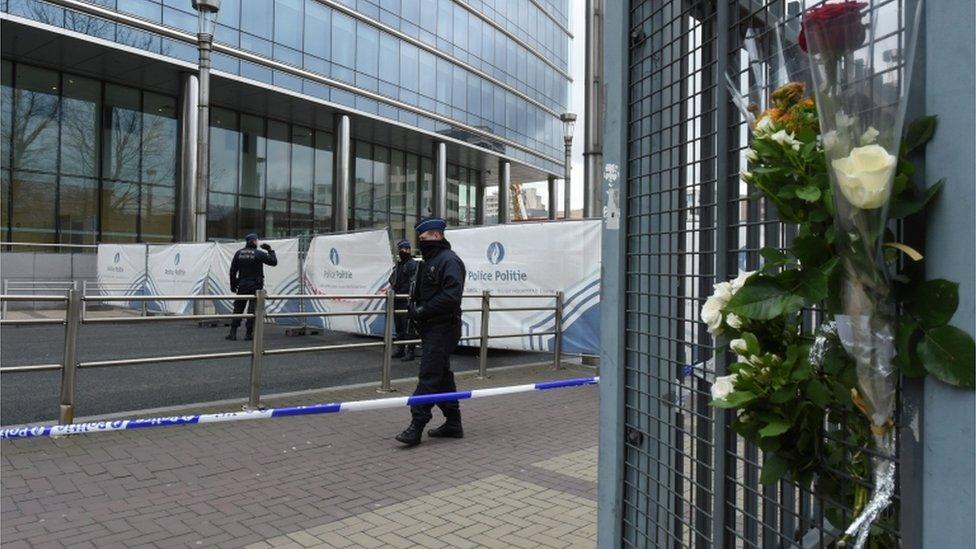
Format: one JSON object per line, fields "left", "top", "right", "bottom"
{"left": 81, "top": 281, "right": 149, "bottom": 317}
{"left": 0, "top": 289, "right": 564, "bottom": 426}
{"left": 1, "top": 280, "right": 80, "bottom": 319}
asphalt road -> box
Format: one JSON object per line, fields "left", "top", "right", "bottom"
{"left": 0, "top": 321, "right": 550, "bottom": 425}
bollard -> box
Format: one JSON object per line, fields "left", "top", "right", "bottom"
{"left": 81, "top": 280, "right": 87, "bottom": 318}
{"left": 552, "top": 291, "right": 564, "bottom": 370}
{"left": 2, "top": 280, "right": 7, "bottom": 320}
{"left": 378, "top": 287, "right": 395, "bottom": 392}
{"left": 477, "top": 291, "right": 490, "bottom": 379}
{"left": 58, "top": 290, "right": 82, "bottom": 424}
{"left": 246, "top": 291, "right": 266, "bottom": 410}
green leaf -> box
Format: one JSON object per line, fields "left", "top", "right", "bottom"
{"left": 889, "top": 178, "right": 945, "bottom": 219}
{"left": 911, "top": 279, "right": 959, "bottom": 328}
{"left": 759, "top": 420, "right": 791, "bottom": 437}
{"left": 902, "top": 115, "right": 938, "bottom": 155}
{"left": 760, "top": 247, "right": 788, "bottom": 265}
{"left": 711, "top": 390, "right": 758, "bottom": 409}
{"left": 895, "top": 318, "right": 926, "bottom": 378}
{"left": 791, "top": 235, "right": 832, "bottom": 268}
{"left": 795, "top": 186, "right": 821, "bottom": 202}
{"left": 760, "top": 453, "right": 789, "bottom": 485}
{"left": 742, "top": 332, "right": 760, "bottom": 355}
{"left": 918, "top": 326, "right": 976, "bottom": 388}
{"left": 771, "top": 386, "right": 796, "bottom": 403}
{"left": 725, "top": 277, "right": 805, "bottom": 320}
{"left": 805, "top": 379, "right": 831, "bottom": 408}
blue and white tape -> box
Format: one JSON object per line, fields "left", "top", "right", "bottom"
{"left": 0, "top": 377, "right": 599, "bottom": 441}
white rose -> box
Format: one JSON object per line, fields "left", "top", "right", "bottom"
{"left": 700, "top": 297, "right": 725, "bottom": 336}
{"left": 727, "top": 313, "right": 743, "bottom": 329}
{"left": 745, "top": 148, "right": 758, "bottom": 162}
{"left": 754, "top": 116, "right": 775, "bottom": 136}
{"left": 831, "top": 144, "right": 897, "bottom": 209}
{"left": 729, "top": 338, "right": 749, "bottom": 355}
{"left": 739, "top": 168, "right": 752, "bottom": 183}
{"left": 770, "top": 130, "right": 801, "bottom": 151}
{"left": 712, "top": 281, "right": 734, "bottom": 303}
{"left": 710, "top": 374, "right": 738, "bottom": 401}
{"left": 860, "top": 126, "right": 880, "bottom": 145}
{"left": 835, "top": 111, "right": 856, "bottom": 128}
{"left": 730, "top": 270, "right": 756, "bottom": 293}
{"left": 822, "top": 130, "right": 840, "bottom": 153}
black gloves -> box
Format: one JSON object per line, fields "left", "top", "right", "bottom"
{"left": 408, "top": 302, "right": 425, "bottom": 320}
{"left": 231, "top": 284, "right": 238, "bottom": 293}
{"left": 260, "top": 243, "right": 273, "bottom": 252}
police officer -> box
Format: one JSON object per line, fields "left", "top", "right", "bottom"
{"left": 396, "top": 217, "right": 466, "bottom": 447}
{"left": 226, "top": 233, "right": 278, "bottom": 341}
{"left": 389, "top": 239, "right": 419, "bottom": 361}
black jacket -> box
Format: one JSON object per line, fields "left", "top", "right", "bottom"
{"left": 229, "top": 244, "right": 278, "bottom": 292}
{"left": 410, "top": 240, "right": 466, "bottom": 325}
{"left": 389, "top": 256, "right": 419, "bottom": 295}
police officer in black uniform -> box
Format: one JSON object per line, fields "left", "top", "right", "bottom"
{"left": 389, "top": 239, "right": 419, "bottom": 361}
{"left": 226, "top": 233, "right": 278, "bottom": 341}
{"left": 396, "top": 217, "right": 466, "bottom": 447}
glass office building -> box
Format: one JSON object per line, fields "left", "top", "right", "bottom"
{"left": 1, "top": 0, "right": 571, "bottom": 244}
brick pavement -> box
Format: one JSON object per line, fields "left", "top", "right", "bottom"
{"left": 1, "top": 364, "right": 599, "bottom": 548}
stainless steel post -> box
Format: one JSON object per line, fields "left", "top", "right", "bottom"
{"left": 247, "top": 290, "right": 266, "bottom": 409}
{"left": 179, "top": 73, "right": 199, "bottom": 241}
{"left": 477, "top": 290, "right": 490, "bottom": 379}
{"left": 378, "top": 287, "right": 395, "bottom": 392}
{"left": 563, "top": 143, "right": 572, "bottom": 219}
{"left": 81, "top": 280, "right": 87, "bottom": 318}
{"left": 584, "top": 0, "right": 604, "bottom": 219}
{"left": 433, "top": 142, "right": 447, "bottom": 219}
{"left": 3, "top": 279, "right": 9, "bottom": 319}
{"left": 143, "top": 242, "right": 150, "bottom": 317}
{"left": 497, "top": 160, "right": 510, "bottom": 224}
{"left": 333, "top": 114, "right": 351, "bottom": 232}
{"left": 195, "top": 33, "right": 212, "bottom": 244}
{"left": 547, "top": 175, "right": 558, "bottom": 220}
{"left": 58, "top": 289, "right": 82, "bottom": 424}
{"left": 552, "top": 291, "right": 564, "bottom": 370}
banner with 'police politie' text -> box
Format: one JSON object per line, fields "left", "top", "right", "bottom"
{"left": 208, "top": 239, "right": 302, "bottom": 324}
{"left": 95, "top": 244, "right": 148, "bottom": 309}
{"left": 302, "top": 229, "right": 394, "bottom": 335}
{"left": 449, "top": 219, "right": 601, "bottom": 354}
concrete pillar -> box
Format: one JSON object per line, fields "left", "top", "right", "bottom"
{"left": 497, "top": 160, "right": 510, "bottom": 224}
{"left": 548, "top": 175, "right": 557, "bottom": 220}
{"left": 333, "top": 114, "right": 351, "bottom": 232}
{"left": 475, "top": 169, "right": 486, "bottom": 225}
{"left": 433, "top": 142, "right": 447, "bottom": 219}
{"left": 178, "top": 73, "right": 199, "bottom": 242}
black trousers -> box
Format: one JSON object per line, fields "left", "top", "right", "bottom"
{"left": 410, "top": 320, "right": 461, "bottom": 425}
{"left": 230, "top": 285, "right": 259, "bottom": 332}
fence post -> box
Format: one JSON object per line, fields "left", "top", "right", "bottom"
{"left": 246, "top": 290, "right": 266, "bottom": 410}
{"left": 58, "top": 289, "right": 82, "bottom": 425}
{"left": 378, "top": 287, "right": 395, "bottom": 392}
{"left": 81, "top": 281, "right": 87, "bottom": 318}
{"left": 2, "top": 279, "right": 8, "bottom": 319}
{"left": 552, "top": 291, "right": 564, "bottom": 370}
{"left": 477, "top": 291, "right": 490, "bottom": 379}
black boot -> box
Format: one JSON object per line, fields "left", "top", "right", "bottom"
{"left": 226, "top": 328, "right": 238, "bottom": 341}
{"left": 395, "top": 422, "right": 425, "bottom": 446}
{"left": 391, "top": 346, "right": 405, "bottom": 359}
{"left": 402, "top": 345, "right": 415, "bottom": 362}
{"left": 428, "top": 413, "right": 463, "bottom": 439}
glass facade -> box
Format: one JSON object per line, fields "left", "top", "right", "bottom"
{"left": 1, "top": 60, "right": 177, "bottom": 244}
{"left": 3, "top": 0, "right": 569, "bottom": 174}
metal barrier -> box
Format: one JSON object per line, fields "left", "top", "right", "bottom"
{"left": 1, "top": 280, "right": 79, "bottom": 319}
{"left": 0, "top": 289, "right": 565, "bottom": 426}
{"left": 81, "top": 281, "right": 148, "bottom": 317}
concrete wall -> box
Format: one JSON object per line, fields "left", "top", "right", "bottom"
{"left": 922, "top": 2, "right": 976, "bottom": 546}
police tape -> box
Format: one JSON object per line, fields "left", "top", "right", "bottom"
{"left": 0, "top": 377, "right": 599, "bottom": 441}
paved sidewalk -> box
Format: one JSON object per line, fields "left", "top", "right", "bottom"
{"left": 1, "top": 366, "right": 599, "bottom": 548}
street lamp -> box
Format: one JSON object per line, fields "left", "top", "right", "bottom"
{"left": 192, "top": 0, "right": 220, "bottom": 244}
{"left": 560, "top": 112, "right": 577, "bottom": 219}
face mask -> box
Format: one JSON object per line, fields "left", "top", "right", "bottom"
{"left": 399, "top": 251, "right": 412, "bottom": 260}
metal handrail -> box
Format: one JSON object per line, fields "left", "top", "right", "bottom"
{"left": 0, "top": 289, "right": 566, "bottom": 424}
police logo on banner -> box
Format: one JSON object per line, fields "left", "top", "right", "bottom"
{"left": 330, "top": 247, "right": 340, "bottom": 266}
{"left": 487, "top": 241, "right": 505, "bottom": 265}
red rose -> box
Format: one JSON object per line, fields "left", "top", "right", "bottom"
{"left": 798, "top": 1, "right": 867, "bottom": 56}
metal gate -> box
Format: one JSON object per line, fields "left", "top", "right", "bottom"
{"left": 620, "top": 0, "right": 917, "bottom": 547}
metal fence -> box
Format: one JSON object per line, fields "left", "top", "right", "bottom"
{"left": 621, "top": 0, "right": 915, "bottom": 547}
{"left": 0, "top": 289, "right": 564, "bottom": 426}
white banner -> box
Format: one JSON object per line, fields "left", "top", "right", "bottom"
{"left": 302, "top": 229, "right": 393, "bottom": 335}
{"left": 145, "top": 243, "right": 215, "bottom": 315}
{"left": 95, "top": 244, "right": 147, "bottom": 308}
{"left": 208, "top": 239, "right": 302, "bottom": 324}
{"left": 450, "top": 220, "right": 601, "bottom": 354}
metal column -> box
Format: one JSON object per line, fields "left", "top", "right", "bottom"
{"left": 548, "top": 175, "right": 558, "bottom": 220}
{"left": 475, "top": 170, "right": 487, "bottom": 225}
{"left": 433, "top": 142, "right": 447, "bottom": 219}
{"left": 497, "top": 160, "right": 510, "bottom": 224}
{"left": 333, "top": 114, "right": 351, "bottom": 232}
{"left": 58, "top": 290, "right": 81, "bottom": 424}
{"left": 584, "top": 0, "right": 604, "bottom": 219}
{"left": 477, "top": 291, "right": 490, "bottom": 378}
{"left": 179, "top": 73, "right": 199, "bottom": 242}
{"left": 246, "top": 290, "right": 266, "bottom": 409}
{"left": 379, "top": 288, "right": 395, "bottom": 392}
{"left": 194, "top": 37, "right": 211, "bottom": 244}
